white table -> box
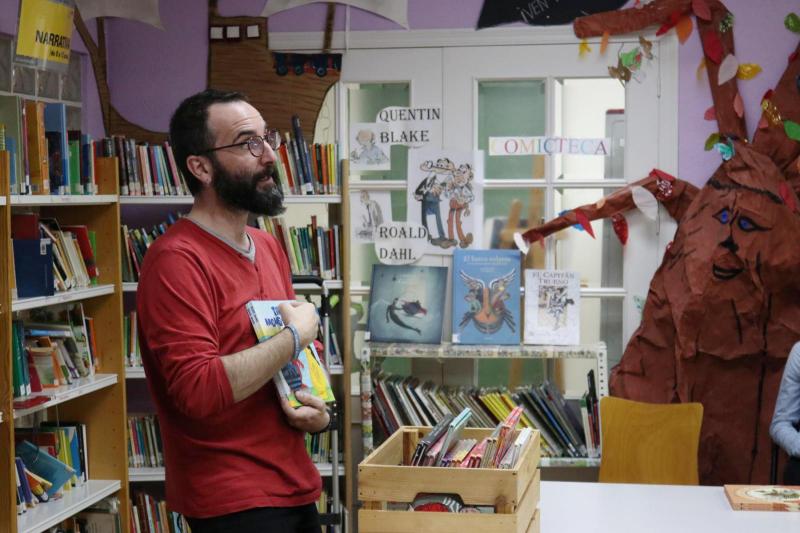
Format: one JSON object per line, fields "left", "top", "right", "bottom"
{"left": 540, "top": 481, "right": 800, "bottom": 532}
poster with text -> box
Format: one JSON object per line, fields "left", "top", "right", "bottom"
{"left": 406, "top": 148, "right": 483, "bottom": 256}
{"left": 350, "top": 190, "right": 392, "bottom": 243}
{"left": 524, "top": 269, "right": 580, "bottom": 346}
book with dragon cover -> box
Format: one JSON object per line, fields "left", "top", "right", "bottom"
{"left": 452, "top": 249, "right": 521, "bottom": 345}
{"left": 245, "top": 300, "right": 335, "bottom": 408}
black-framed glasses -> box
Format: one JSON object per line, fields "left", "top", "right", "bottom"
{"left": 201, "top": 129, "right": 281, "bottom": 157}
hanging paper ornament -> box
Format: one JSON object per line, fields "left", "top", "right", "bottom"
{"left": 719, "top": 12, "right": 734, "bottom": 33}
{"left": 631, "top": 186, "right": 658, "bottom": 221}
{"left": 574, "top": 209, "right": 596, "bottom": 238}
{"left": 692, "top": 0, "right": 711, "bottom": 21}
{"left": 703, "top": 106, "right": 716, "bottom": 121}
{"left": 696, "top": 58, "right": 707, "bottom": 80}
{"left": 651, "top": 168, "right": 676, "bottom": 200}
{"left": 676, "top": 15, "right": 694, "bottom": 44}
{"left": 785, "top": 13, "right": 800, "bottom": 34}
{"left": 579, "top": 40, "right": 592, "bottom": 57}
{"left": 737, "top": 63, "right": 762, "bottom": 80}
{"left": 609, "top": 57, "right": 632, "bottom": 86}
{"left": 638, "top": 35, "right": 654, "bottom": 60}
{"left": 611, "top": 213, "right": 629, "bottom": 245}
{"left": 702, "top": 30, "right": 723, "bottom": 64}
{"left": 714, "top": 141, "right": 735, "bottom": 161}
{"left": 601, "top": 31, "right": 610, "bottom": 55}
{"left": 704, "top": 132, "right": 720, "bottom": 151}
{"left": 785, "top": 120, "right": 800, "bottom": 142}
{"left": 733, "top": 93, "right": 744, "bottom": 118}
{"left": 717, "top": 54, "right": 739, "bottom": 85}
{"left": 779, "top": 182, "right": 797, "bottom": 212}
{"left": 620, "top": 47, "right": 643, "bottom": 71}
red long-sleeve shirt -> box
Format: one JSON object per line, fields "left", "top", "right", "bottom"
{"left": 136, "top": 219, "right": 321, "bottom": 518}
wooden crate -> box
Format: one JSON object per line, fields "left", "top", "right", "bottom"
{"left": 359, "top": 426, "right": 541, "bottom": 533}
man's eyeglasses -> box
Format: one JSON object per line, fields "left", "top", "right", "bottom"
{"left": 201, "top": 129, "right": 281, "bottom": 158}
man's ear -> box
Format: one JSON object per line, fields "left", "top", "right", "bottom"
{"left": 186, "top": 154, "right": 213, "bottom": 188}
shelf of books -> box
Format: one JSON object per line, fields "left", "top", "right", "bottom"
{"left": 13, "top": 374, "right": 118, "bottom": 419}
{"left": 365, "top": 341, "right": 606, "bottom": 361}
{"left": 10, "top": 194, "right": 118, "bottom": 206}
{"left": 123, "top": 279, "right": 345, "bottom": 293}
{"left": 12, "top": 284, "right": 116, "bottom": 312}
{"left": 17, "top": 479, "right": 122, "bottom": 533}
{"left": 127, "top": 463, "right": 346, "bottom": 484}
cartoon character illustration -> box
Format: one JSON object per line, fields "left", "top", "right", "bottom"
{"left": 458, "top": 269, "right": 516, "bottom": 334}
{"left": 306, "top": 351, "right": 330, "bottom": 397}
{"left": 519, "top": 0, "right": 800, "bottom": 485}
{"left": 283, "top": 357, "right": 305, "bottom": 391}
{"left": 385, "top": 297, "right": 427, "bottom": 335}
{"left": 350, "top": 129, "right": 389, "bottom": 165}
{"left": 445, "top": 163, "right": 475, "bottom": 248}
{"left": 357, "top": 190, "right": 384, "bottom": 240}
{"left": 538, "top": 286, "right": 575, "bottom": 329}
{"left": 414, "top": 158, "right": 454, "bottom": 247}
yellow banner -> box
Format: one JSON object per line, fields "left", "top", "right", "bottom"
{"left": 15, "top": 0, "right": 75, "bottom": 70}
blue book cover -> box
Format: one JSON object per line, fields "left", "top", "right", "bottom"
{"left": 16, "top": 440, "right": 74, "bottom": 497}
{"left": 367, "top": 264, "right": 448, "bottom": 344}
{"left": 452, "top": 249, "right": 521, "bottom": 345}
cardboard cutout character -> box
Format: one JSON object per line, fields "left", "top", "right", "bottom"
{"left": 522, "top": 0, "right": 800, "bottom": 484}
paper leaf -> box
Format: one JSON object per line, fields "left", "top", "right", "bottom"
{"left": 579, "top": 40, "right": 592, "bottom": 58}
{"left": 601, "top": 31, "right": 610, "bottom": 54}
{"left": 718, "top": 54, "right": 739, "bottom": 84}
{"left": 737, "top": 63, "right": 762, "bottom": 80}
{"left": 656, "top": 11, "right": 680, "bottom": 37}
{"left": 785, "top": 120, "right": 800, "bottom": 141}
{"left": 758, "top": 116, "right": 769, "bottom": 130}
{"left": 518, "top": 229, "right": 544, "bottom": 250}
{"left": 702, "top": 30, "right": 723, "bottom": 64}
{"left": 786, "top": 13, "right": 800, "bottom": 34}
{"left": 611, "top": 214, "right": 628, "bottom": 245}
{"left": 779, "top": 182, "right": 797, "bottom": 212}
{"left": 734, "top": 93, "right": 744, "bottom": 118}
{"left": 676, "top": 15, "right": 694, "bottom": 44}
{"left": 696, "top": 57, "right": 707, "bottom": 80}
{"left": 650, "top": 169, "right": 677, "bottom": 182}
{"left": 704, "top": 132, "right": 720, "bottom": 151}
{"left": 631, "top": 186, "right": 658, "bottom": 221}
{"left": 692, "top": 0, "right": 711, "bottom": 21}
{"left": 574, "top": 209, "right": 596, "bottom": 239}
{"left": 714, "top": 142, "right": 734, "bottom": 161}
{"left": 703, "top": 106, "right": 716, "bottom": 121}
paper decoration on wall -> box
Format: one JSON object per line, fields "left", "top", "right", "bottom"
{"left": 476, "top": 0, "right": 627, "bottom": 29}
{"left": 373, "top": 222, "right": 427, "bottom": 265}
{"left": 543, "top": 0, "right": 800, "bottom": 486}
{"left": 350, "top": 190, "right": 392, "bottom": 243}
{"left": 785, "top": 12, "right": 800, "bottom": 34}
{"left": 260, "top": 0, "right": 409, "bottom": 29}
{"left": 406, "top": 149, "right": 484, "bottom": 255}
{"left": 630, "top": 185, "right": 658, "bottom": 220}
{"left": 523, "top": 269, "right": 580, "bottom": 346}
{"left": 15, "top": 0, "right": 75, "bottom": 74}
{"left": 350, "top": 106, "right": 442, "bottom": 172}
{"left": 75, "top": 0, "right": 163, "bottom": 29}
{"left": 272, "top": 52, "right": 342, "bottom": 77}
{"left": 737, "top": 63, "right": 762, "bottom": 80}
{"left": 578, "top": 39, "right": 591, "bottom": 57}
{"left": 717, "top": 54, "right": 739, "bottom": 84}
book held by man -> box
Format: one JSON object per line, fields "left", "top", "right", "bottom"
{"left": 245, "top": 300, "right": 335, "bottom": 408}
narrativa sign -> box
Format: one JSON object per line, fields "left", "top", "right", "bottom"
{"left": 489, "top": 137, "right": 610, "bottom": 156}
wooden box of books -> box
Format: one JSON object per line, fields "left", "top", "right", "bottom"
{"left": 358, "top": 426, "right": 541, "bottom": 533}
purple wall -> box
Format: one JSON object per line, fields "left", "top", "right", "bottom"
{"left": 2, "top": 0, "right": 798, "bottom": 185}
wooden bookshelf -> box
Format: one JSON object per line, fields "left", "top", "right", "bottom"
{"left": 2, "top": 158, "right": 130, "bottom": 532}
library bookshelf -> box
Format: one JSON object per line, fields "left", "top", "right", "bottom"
{"left": 1, "top": 159, "right": 130, "bottom": 532}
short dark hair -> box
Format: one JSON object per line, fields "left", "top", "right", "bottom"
{"left": 168, "top": 89, "right": 248, "bottom": 195}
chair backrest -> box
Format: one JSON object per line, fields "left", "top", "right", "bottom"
{"left": 599, "top": 396, "right": 703, "bottom": 485}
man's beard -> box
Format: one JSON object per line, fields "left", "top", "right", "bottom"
{"left": 211, "top": 157, "right": 285, "bottom": 216}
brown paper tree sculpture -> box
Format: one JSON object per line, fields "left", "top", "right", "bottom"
{"left": 522, "top": 0, "right": 800, "bottom": 484}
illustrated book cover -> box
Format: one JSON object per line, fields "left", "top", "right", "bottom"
{"left": 724, "top": 485, "right": 800, "bottom": 512}
{"left": 523, "top": 269, "right": 580, "bottom": 345}
{"left": 367, "top": 264, "right": 448, "bottom": 344}
{"left": 245, "top": 300, "right": 335, "bottom": 408}
{"left": 452, "top": 249, "right": 521, "bottom": 345}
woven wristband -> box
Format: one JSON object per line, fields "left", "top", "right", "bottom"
{"left": 286, "top": 323, "right": 301, "bottom": 359}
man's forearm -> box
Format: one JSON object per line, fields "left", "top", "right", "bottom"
{"left": 220, "top": 327, "right": 294, "bottom": 402}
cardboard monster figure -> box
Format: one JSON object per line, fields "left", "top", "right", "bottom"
{"left": 522, "top": 0, "right": 800, "bottom": 484}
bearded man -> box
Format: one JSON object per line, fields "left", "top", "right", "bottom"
{"left": 137, "top": 89, "right": 329, "bottom": 532}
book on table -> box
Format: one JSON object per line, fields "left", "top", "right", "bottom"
{"left": 245, "top": 300, "right": 335, "bottom": 408}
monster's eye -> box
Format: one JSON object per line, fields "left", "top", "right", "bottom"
{"left": 737, "top": 215, "right": 766, "bottom": 232}
{"left": 713, "top": 208, "right": 732, "bottom": 225}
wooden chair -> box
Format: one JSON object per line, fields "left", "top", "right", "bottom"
{"left": 599, "top": 396, "right": 703, "bottom": 485}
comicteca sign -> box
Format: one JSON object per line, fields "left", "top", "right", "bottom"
{"left": 374, "top": 222, "right": 428, "bottom": 265}
{"left": 489, "top": 136, "right": 611, "bottom": 156}
{"left": 15, "top": 0, "right": 75, "bottom": 73}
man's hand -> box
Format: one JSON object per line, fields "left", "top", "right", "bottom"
{"left": 280, "top": 390, "right": 330, "bottom": 433}
{"left": 279, "top": 301, "right": 319, "bottom": 348}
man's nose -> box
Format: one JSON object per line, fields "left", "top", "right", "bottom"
{"left": 261, "top": 142, "right": 277, "bottom": 163}
{"left": 720, "top": 234, "right": 738, "bottom": 253}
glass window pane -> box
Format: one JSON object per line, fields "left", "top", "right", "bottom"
{"left": 555, "top": 78, "right": 625, "bottom": 181}
{"left": 12, "top": 63, "right": 35, "bottom": 95}
{"left": 554, "top": 187, "right": 623, "bottom": 288}
{"left": 347, "top": 82, "right": 409, "bottom": 181}
{"left": 482, "top": 188, "right": 545, "bottom": 250}
{"left": 66, "top": 105, "right": 81, "bottom": 131}
{"left": 38, "top": 68, "right": 59, "bottom": 99}
{"left": 478, "top": 80, "right": 546, "bottom": 180}
{"left": 62, "top": 53, "right": 82, "bottom": 102}
{"left": 0, "top": 37, "right": 11, "bottom": 93}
